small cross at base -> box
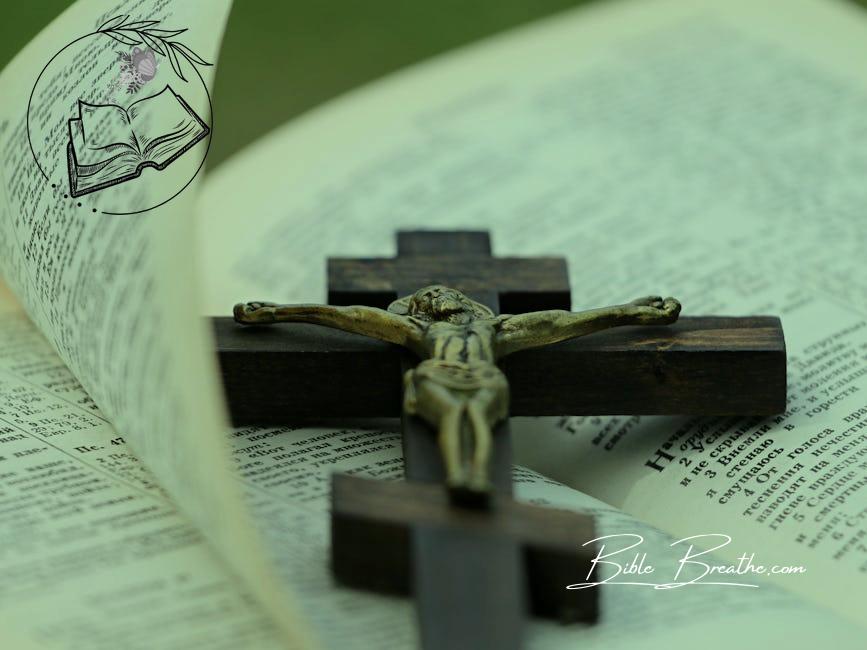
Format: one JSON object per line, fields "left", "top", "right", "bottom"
{"left": 331, "top": 474, "right": 597, "bottom": 623}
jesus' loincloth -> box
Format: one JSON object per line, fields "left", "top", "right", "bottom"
{"left": 403, "top": 359, "right": 509, "bottom": 423}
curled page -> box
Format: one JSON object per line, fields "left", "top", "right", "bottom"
{"left": 0, "top": 1, "right": 315, "bottom": 647}
{"left": 0, "top": 283, "right": 285, "bottom": 647}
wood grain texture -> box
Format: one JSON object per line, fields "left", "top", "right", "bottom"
{"left": 397, "top": 230, "right": 492, "bottom": 256}
{"left": 330, "top": 474, "right": 598, "bottom": 622}
{"left": 328, "top": 256, "right": 571, "bottom": 312}
{"left": 505, "top": 315, "right": 787, "bottom": 415}
{"left": 213, "top": 315, "right": 786, "bottom": 424}
{"left": 327, "top": 229, "right": 571, "bottom": 313}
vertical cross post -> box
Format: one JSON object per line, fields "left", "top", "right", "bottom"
{"left": 397, "top": 234, "right": 521, "bottom": 650}
{"left": 327, "top": 231, "right": 577, "bottom": 649}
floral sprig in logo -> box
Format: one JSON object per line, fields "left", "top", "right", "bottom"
{"left": 113, "top": 47, "right": 158, "bottom": 94}
{"left": 97, "top": 15, "right": 211, "bottom": 82}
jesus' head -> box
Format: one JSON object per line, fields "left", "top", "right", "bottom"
{"left": 406, "top": 285, "right": 484, "bottom": 324}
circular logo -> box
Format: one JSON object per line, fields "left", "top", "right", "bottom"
{"left": 27, "top": 15, "right": 213, "bottom": 215}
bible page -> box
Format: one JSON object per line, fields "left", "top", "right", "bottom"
{"left": 0, "top": 1, "right": 314, "bottom": 647}
{"left": 198, "top": 0, "right": 867, "bottom": 627}
{"left": 0, "top": 284, "right": 284, "bottom": 648}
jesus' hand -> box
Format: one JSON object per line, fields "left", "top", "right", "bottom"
{"left": 627, "top": 296, "right": 681, "bottom": 324}
{"left": 234, "top": 301, "right": 278, "bottom": 323}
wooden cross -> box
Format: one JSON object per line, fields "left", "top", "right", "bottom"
{"left": 213, "top": 231, "right": 786, "bottom": 649}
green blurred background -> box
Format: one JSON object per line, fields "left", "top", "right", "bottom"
{"left": 1, "top": 1, "right": 865, "bottom": 169}
{"left": 0, "top": 1, "right": 593, "bottom": 168}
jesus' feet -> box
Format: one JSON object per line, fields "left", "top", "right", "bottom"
{"left": 445, "top": 471, "right": 493, "bottom": 509}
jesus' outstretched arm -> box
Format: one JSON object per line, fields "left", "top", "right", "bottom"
{"left": 495, "top": 296, "right": 681, "bottom": 357}
{"left": 234, "top": 301, "right": 423, "bottom": 352}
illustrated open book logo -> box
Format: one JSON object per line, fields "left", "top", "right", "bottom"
{"left": 67, "top": 85, "right": 209, "bottom": 197}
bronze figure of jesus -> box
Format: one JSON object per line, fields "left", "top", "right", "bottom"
{"left": 234, "top": 286, "right": 680, "bottom": 497}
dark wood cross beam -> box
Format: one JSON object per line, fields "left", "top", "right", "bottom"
{"left": 217, "top": 239, "right": 786, "bottom": 422}
{"left": 212, "top": 231, "right": 786, "bottom": 650}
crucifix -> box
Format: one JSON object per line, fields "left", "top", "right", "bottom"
{"left": 214, "top": 230, "right": 786, "bottom": 650}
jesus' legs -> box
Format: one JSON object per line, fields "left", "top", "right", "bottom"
{"left": 465, "top": 403, "right": 491, "bottom": 492}
{"left": 407, "top": 376, "right": 467, "bottom": 487}
{"left": 466, "top": 388, "right": 502, "bottom": 492}
{"left": 439, "top": 405, "right": 465, "bottom": 488}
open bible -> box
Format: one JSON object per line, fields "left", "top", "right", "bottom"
{"left": 67, "top": 85, "right": 209, "bottom": 197}
{"left": 0, "top": 0, "right": 865, "bottom": 648}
